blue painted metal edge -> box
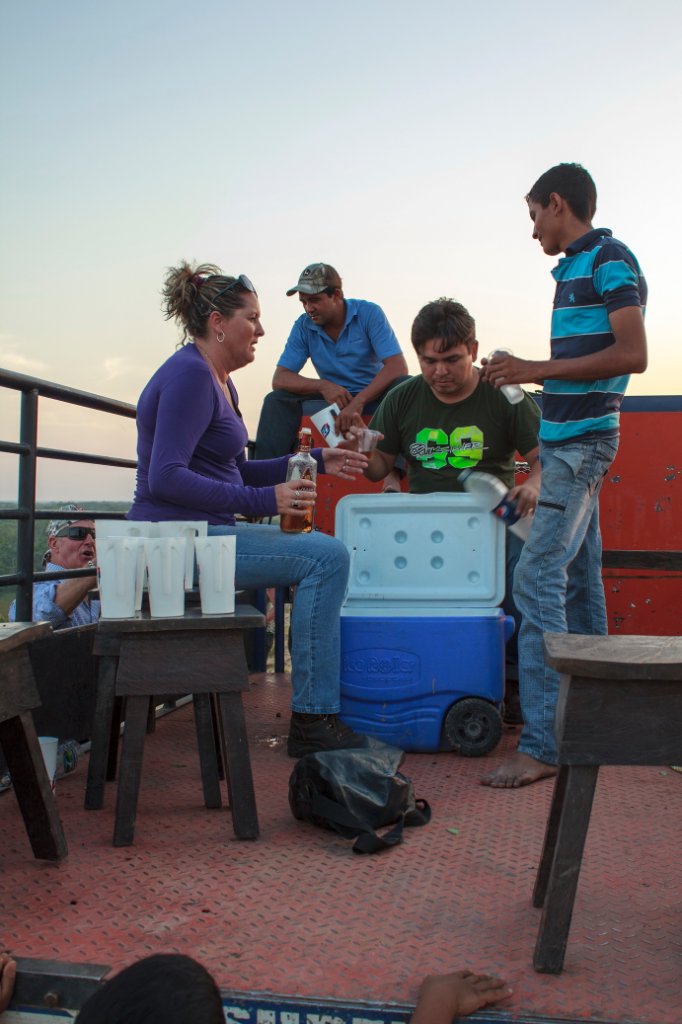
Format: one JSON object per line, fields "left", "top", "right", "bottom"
{"left": 526, "top": 392, "right": 682, "bottom": 413}
{"left": 621, "top": 394, "right": 682, "bottom": 412}
{"left": 219, "top": 989, "right": 597, "bottom": 1024}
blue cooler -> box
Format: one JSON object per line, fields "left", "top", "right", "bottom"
{"left": 336, "top": 494, "right": 514, "bottom": 754}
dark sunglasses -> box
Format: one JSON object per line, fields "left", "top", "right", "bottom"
{"left": 211, "top": 274, "right": 257, "bottom": 303}
{"left": 55, "top": 526, "right": 96, "bottom": 541}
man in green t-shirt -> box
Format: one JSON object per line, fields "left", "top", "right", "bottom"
{"left": 364, "top": 298, "right": 541, "bottom": 690}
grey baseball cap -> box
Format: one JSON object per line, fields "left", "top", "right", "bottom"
{"left": 286, "top": 263, "right": 342, "bottom": 296}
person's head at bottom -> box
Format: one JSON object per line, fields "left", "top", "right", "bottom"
{"left": 74, "top": 954, "right": 223, "bottom": 1024}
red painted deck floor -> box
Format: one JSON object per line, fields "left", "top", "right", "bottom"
{"left": 2, "top": 671, "right": 681, "bottom": 1024}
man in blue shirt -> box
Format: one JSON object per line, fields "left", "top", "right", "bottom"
{"left": 481, "top": 163, "right": 648, "bottom": 788}
{"left": 10, "top": 504, "right": 100, "bottom": 629}
{"left": 254, "top": 263, "right": 409, "bottom": 460}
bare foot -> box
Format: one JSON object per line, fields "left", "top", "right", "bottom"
{"left": 480, "top": 751, "right": 557, "bottom": 788}
{"left": 0, "top": 954, "right": 17, "bottom": 1013}
{"left": 410, "top": 970, "right": 513, "bottom": 1023}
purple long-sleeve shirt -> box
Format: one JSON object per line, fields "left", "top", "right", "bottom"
{"left": 128, "top": 344, "right": 323, "bottom": 525}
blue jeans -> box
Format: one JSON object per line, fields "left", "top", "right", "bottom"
{"left": 513, "top": 437, "right": 619, "bottom": 764}
{"left": 208, "top": 522, "right": 349, "bottom": 714}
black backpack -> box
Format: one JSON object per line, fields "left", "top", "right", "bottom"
{"left": 288, "top": 741, "right": 431, "bottom": 854}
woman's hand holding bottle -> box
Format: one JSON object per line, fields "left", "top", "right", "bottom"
{"left": 275, "top": 478, "right": 317, "bottom": 518}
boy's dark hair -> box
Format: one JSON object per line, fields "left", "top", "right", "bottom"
{"left": 526, "top": 163, "right": 597, "bottom": 222}
{"left": 411, "top": 298, "right": 476, "bottom": 354}
{"left": 75, "top": 954, "right": 224, "bottom": 1024}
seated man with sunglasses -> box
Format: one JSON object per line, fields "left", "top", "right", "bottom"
{"left": 253, "top": 263, "right": 409, "bottom": 463}
{"left": 10, "top": 504, "right": 100, "bottom": 629}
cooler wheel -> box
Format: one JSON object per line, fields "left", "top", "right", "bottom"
{"left": 443, "top": 698, "right": 502, "bottom": 757}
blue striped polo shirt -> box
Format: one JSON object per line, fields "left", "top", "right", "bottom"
{"left": 541, "top": 228, "right": 647, "bottom": 443}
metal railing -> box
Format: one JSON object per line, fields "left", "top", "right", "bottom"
{"left": 0, "top": 368, "right": 137, "bottom": 621}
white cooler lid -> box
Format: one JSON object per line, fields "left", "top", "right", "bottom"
{"left": 335, "top": 493, "right": 506, "bottom": 612}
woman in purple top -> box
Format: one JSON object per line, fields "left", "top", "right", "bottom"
{"left": 128, "top": 262, "right": 368, "bottom": 757}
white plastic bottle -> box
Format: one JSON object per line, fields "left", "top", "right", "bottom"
{"left": 489, "top": 349, "right": 525, "bottom": 405}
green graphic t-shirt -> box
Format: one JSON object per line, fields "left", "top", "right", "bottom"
{"left": 370, "top": 375, "right": 540, "bottom": 492}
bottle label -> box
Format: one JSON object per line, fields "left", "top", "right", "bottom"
{"left": 288, "top": 465, "right": 314, "bottom": 482}
{"left": 493, "top": 496, "right": 521, "bottom": 526}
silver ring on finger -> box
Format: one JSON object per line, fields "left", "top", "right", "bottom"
{"left": 292, "top": 499, "right": 299, "bottom": 509}
{"left": 295, "top": 489, "right": 301, "bottom": 498}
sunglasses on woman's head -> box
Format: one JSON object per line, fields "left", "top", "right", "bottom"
{"left": 55, "top": 526, "right": 96, "bottom": 540}
{"left": 211, "top": 274, "right": 257, "bottom": 303}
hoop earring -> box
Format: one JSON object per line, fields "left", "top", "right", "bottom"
{"left": 216, "top": 331, "right": 225, "bottom": 344}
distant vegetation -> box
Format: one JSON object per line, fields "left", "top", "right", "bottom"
{"left": 0, "top": 501, "right": 129, "bottom": 620}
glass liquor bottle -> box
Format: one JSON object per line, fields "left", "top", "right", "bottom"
{"left": 280, "top": 427, "right": 317, "bottom": 534}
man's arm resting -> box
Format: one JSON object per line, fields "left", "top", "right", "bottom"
{"left": 54, "top": 575, "right": 97, "bottom": 616}
{"left": 272, "top": 365, "right": 353, "bottom": 406}
{"left": 336, "top": 354, "right": 409, "bottom": 432}
{"left": 351, "top": 353, "right": 409, "bottom": 407}
{"left": 363, "top": 448, "right": 397, "bottom": 482}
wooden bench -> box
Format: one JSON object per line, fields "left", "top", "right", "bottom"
{"left": 84, "top": 604, "right": 265, "bottom": 846}
{"left": 533, "top": 633, "right": 682, "bottom": 973}
{"left": 0, "top": 622, "right": 68, "bottom": 861}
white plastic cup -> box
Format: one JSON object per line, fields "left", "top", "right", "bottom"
{"left": 95, "top": 520, "right": 151, "bottom": 539}
{"left": 96, "top": 536, "right": 142, "bottom": 618}
{"left": 357, "top": 428, "right": 382, "bottom": 452}
{"left": 144, "top": 536, "right": 186, "bottom": 617}
{"left": 195, "top": 536, "right": 236, "bottom": 615}
{"left": 154, "top": 521, "right": 208, "bottom": 590}
{"left": 38, "top": 736, "right": 58, "bottom": 792}
{"left": 96, "top": 521, "right": 151, "bottom": 610}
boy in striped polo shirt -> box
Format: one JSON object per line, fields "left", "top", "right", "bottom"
{"left": 481, "top": 163, "right": 648, "bottom": 788}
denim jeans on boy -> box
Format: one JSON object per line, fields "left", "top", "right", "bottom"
{"left": 208, "top": 522, "right": 349, "bottom": 714}
{"left": 513, "top": 436, "right": 619, "bottom": 764}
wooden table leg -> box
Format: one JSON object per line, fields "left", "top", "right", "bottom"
{"left": 216, "top": 692, "right": 259, "bottom": 840}
{"left": 533, "top": 766, "right": 569, "bottom": 908}
{"left": 106, "top": 695, "right": 124, "bottom": 782}
{"left": 85, "top": 656, "right": 118, "bottom": 810}
{"left": 193, "top": 693, "right": 222, "bottom": 809}
{"left": 533, "top": 765, "right": 599, "bottom": 974}
{"left": 0, "top": 713, "right": 67, "bottom": 861}
{"left": 113, "top": 695, "right": 149, "bottom": 847}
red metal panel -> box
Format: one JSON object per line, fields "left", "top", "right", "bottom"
{"left": 601, "top": 411, "right": 681, "bottom": 552}
{"left": 601, "top": 409, "right": 681, "bottom": 635}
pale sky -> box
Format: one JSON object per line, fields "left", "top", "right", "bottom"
{"left": 1, "top": 0, "right": 680, "bottom": 501}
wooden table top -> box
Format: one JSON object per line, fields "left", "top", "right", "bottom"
{"left": 544, "top": 632, "right": 682, "bottom": 679}
{"left": 0, "top": 621, "right": 52, "bottom": 654}
{"left": 95, "top": 603, "right": 265, "bottom": 635}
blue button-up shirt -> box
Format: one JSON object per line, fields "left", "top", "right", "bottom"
{"left": 277, "top": 298, "right": 402, "bottom": 392}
